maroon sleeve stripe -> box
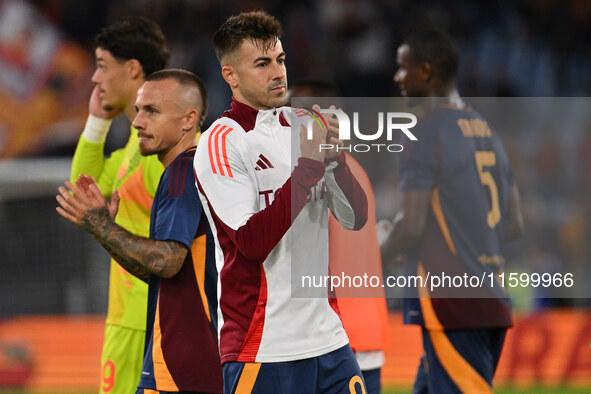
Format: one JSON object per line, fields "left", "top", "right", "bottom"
{"left": 237, "top": 267, "right": 267, "bottom": 361}
{"left": 167, "top": 157, "right": 191, "bottom": 198}
{"left": 197, "top": 158, "right": 324, "bottom": 263}
{"left": 174, "top": 160, "right": 182, "bottom": 197}
{"left": 179, "top": 157, "right": 190, "bottom": 197}
{"left": 195, "top": 178, "right": 261, "bottom": 361}
{"left": 169, "top": 159, "right": 180, "bottom": 198}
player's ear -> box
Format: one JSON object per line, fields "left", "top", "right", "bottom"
{"left": 182, "top": 108, "right": 198, "bottom": 133}
{"left": 419, "top": 62, "right": 433, "bottom": 82}
{"left": 222, "top": 65, "right": 239, "bottom": 89}
{"left": 127, "top": 59, "right": 143, "bottom": 80}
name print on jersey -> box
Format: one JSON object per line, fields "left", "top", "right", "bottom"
{"left": 259, "top": 181, "right": 327, "bottom": 208}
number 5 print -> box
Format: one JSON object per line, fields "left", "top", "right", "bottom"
{"left": 475, "top": 151, "right": 500, "bottom": 228}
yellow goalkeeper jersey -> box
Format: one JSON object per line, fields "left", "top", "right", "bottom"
{"left": 71, "top": 127, "right": 163, "bottom": 330}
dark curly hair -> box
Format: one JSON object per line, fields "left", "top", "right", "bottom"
{"left": 95, "top": 16, "right": 170, "bottom": 77}
{"left": 213, "top": 10, "right": 282, "bottom": 63}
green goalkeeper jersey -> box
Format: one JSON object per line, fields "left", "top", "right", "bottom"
{"left": 71, "top": 127, "right": 163, "bottom": 329}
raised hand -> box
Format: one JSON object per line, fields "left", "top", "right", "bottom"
{"left": 299, "top": 104, "right": 327, "bottom": 162}
{"left": 75, "top": 174, "right": 120, "bottom": 220}
{"left": 56, "top": 175, "right": 113, "bottom": 237}
{"left": 89, "top": 85, "right": 123, "bottom": 120}
{"left": 324, "top": 105, "right": 344, "bottom": 160}
{"left": 108, "top": 190, "right": 120, "bottom": 220}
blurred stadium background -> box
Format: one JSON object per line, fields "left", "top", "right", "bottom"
{"left": 0, "top": 0, "right": 590, "bottom": 392}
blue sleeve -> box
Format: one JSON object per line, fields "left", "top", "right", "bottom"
{"left": 494, "top": 133, "right": 516, "bottom": 185}
{"left": 152, "top": 158, "right": 202, "bottom": 249}
{"left": 399, "top": 116, "right": 439, "bottom": 191}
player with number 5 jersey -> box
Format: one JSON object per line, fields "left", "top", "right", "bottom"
{"left": 380, "top": 29, "right": 524, "bottom": 394}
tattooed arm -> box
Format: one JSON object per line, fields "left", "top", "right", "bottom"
{"left": 56, "top": 175, "right": 187, "bottom": 282}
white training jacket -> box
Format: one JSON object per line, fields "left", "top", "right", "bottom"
{"left": 194, "top": 98, "right": 367, "bottom": 364}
